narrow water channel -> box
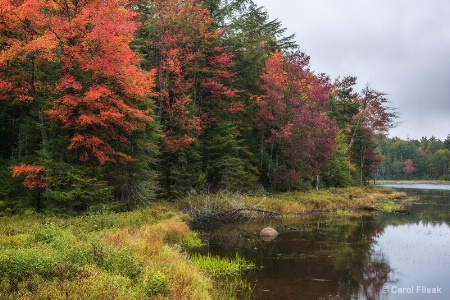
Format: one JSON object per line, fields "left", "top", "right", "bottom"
{"left": 199, "top": 185, "right": 450, "bottom": 299}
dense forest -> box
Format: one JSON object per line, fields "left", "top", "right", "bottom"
{"left": 0, "top": 0, "right": 400, "bottom": 213}
{"left": 377, "top": 136, "right": 450, "bottom": 181}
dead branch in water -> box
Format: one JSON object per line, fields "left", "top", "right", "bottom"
{"left": 188, "top": 207, "right": 280, "bottom": 230}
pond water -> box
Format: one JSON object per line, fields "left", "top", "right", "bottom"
{"left": 377, "top": 183, "right": 450, "bottom": 191}
{"left": 199, "top": 185, "right": 450, "bottom": 300}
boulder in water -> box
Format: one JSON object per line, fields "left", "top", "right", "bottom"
{"left": 260, "top": 227, "right": 278, "bottom": 241}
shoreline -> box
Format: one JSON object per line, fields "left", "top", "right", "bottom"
{"left": 180, "top": 187, "right": 409, "bottom": 222}
{"left": 375, "top": 180, "right": 450, "bottom": 185}
{"left": 0, "top": 187, "right": 411, "bottom": 299}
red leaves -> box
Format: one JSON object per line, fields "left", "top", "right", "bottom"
{"left": 68, "top": 134, "right": 117, "bottom": 163}
{"left": 56, "top": 75, "right": 83, "bottom": 92}
{"left": 227, "top": 102, "right": 246, "bottom": 114}
{"left": 44, "top": 0, "right": 155, "bottom": 164}
{"left": 1, "top": 0, "right": 156, "bottom": 165}
{"left": 11, "top": 164, "right": 47, "bottom": 190}
{"left": 257, "top": 50, "right": 337, "bottom": 182}
{"left": 0, "top": 80, "right": 13, "bottom": 101}
{"left": 164, "top": 134, "right": 196, "bottom": 153}
{"left": 148, "top": 0, "right": 238, "bottom": 153}
{"left": 402, "top": 159, "right": 416, "bottom": 174}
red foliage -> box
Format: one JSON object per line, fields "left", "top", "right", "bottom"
{"left": 43, "top": 0, "right": 156, "bottom": 163}
{"left": 0, "top": 0, "right": 57, "bottom": 102}
{"left": 1, "top": 0, "right": 155, "bottom": 164}
{"left": 148, "top": 0, "right": 238, "bottom": 152}
{"left": 11, "top": 164, "right": 47, "bottom": 190}
{"left": 256, "top": 51, "right": 337, "bottom": 183}
{"left": 402, "top": 159, "right": 416, "bottom": 174}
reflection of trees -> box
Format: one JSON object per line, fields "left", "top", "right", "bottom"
{"left": 200, "top": 214, "right": 398, "bottom": 299}
{"left": 330, "top": 215, "right": 397, "bottom": 300}
{"left": 196, "top": 189, "right": 450, "bottom": 299}
{"left": 357, "top": 252, "right": 396, "bottom": 300}
{"left": 375, "top": 189, "right": 450, "bottom": 227}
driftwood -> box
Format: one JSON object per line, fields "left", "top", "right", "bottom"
{"left": 391, "top": 209, "right": 410, "bottom": 215}
{"left": 189, "top": 207, "right": 280, "bottom": 231}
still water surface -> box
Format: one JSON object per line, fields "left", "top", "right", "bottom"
{"left": 200, "top": 185, "right": 450, "bottom": 299}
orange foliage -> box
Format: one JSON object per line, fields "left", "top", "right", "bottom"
{"left": 1, "top": 0, "right": 156, "bottom": 164}
{"left": 11, "top": 164, "right": 47, "bottom": 190}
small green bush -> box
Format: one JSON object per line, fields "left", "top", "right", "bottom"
{"left": 91, "top": 239, "right": 142, "bottom": 279}
{"left": 182, "top": 230, "right": 203, "bottom": 250}
{"left": 143, "top": 271, "right": 170, "bottom": 298}
{"left": 28, "top": 222, "right": 77, "bottom": 250}
{"left": 0, "top": 247, "right": 60, "bottom": 290}
{"left": 105, "top": 247, "right": 142, "bottom": 279}
{"left": 86, "top": 209, "right": 121, "bottom": 231}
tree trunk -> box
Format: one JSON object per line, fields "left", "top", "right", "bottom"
{"left": 30, "top": 58, "right": 48, "bottom": 147}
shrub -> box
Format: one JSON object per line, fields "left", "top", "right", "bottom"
{"left": 143, "top": 271, "right": 170, "bottom": 298}
{"left": 90, "top": 239, "right": 142, "bottom": 279}
{"left": 28, "top": 222, "right": 77, "bottom": 250}
{"left": 182, "top": 231, "right": 203, "bottom": 250}
{"left": 0, "top": 247, "right": 60, "bottom": 290}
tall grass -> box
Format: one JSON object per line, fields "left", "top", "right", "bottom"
{"left": 179, "top": 187, "right": 407, "bottom": 218}
{"left": 191, "top": 253, "right": 255, "bottom": 277}
{"left": 0, "top": 187, "right": 406, "bottom": 299}
{"left": 0, "top": 205, "right": 230, "bottom": 299}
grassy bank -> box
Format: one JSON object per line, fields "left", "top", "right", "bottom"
{"left": 182, "top": 186, "right": 407, "bottom": 217}
{"left": 0, "top": 187, "right": 406, "bottom": 299}
{"left": 0, "top": 205, "right": 254, "bottom": 300}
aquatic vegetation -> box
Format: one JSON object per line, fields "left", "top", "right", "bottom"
{"left": 0, "top": 187, "right": 409, "bottom": 299}
{"left": 378, "top": 201, "right": 402, "bottom": 212}
{"left": 191, "top": 253, "right": 255, "bottom": 277}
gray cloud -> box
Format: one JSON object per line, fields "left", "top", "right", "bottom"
{"left": 253, "top": 0, "right": 450, "bottom": 140}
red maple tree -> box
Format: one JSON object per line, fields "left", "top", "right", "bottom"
{"left": 402, "top": 159, "right": 416, "bottom": 174}
{"left": 256, "top": 50, "right": 337, "bottom": 188}
{"left": 11, "top": 164, "right": 47, "bottom": 190}
{"left": 143, "top": 0, "right": 239, "bottom": 152}
{"left": 44, "top": 0, "right": 156, "bottom": 163}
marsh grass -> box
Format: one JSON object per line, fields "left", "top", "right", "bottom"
{"left": 378, "top": 201, "right": 402, "bottom": 211}
{"left": 0, "top": 187, "right": 407, "bottom": 299}
{"left": 191, "top": 253, "right": 255, "bottom": 277}
{"left": 180, "top": 187, "right": 408, "bottom": 219}
{"left": 0, "top": 205, "right": 221, "bottom": 299}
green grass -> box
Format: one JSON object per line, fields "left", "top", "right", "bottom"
{"left": 191, "top": 253, "right": 255, "bottom": 277}
{"left": 0, "top": 206, "right": 217, "bottom": 299}
{"left": 0, "top": 187, "right": 408, "bottom": 299}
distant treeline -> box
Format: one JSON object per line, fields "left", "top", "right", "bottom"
{"left": 0, "top": 0, "right": 396, "bottom": 213}
{"left": 377, "top": 136, "right": 450, "bottom": 180}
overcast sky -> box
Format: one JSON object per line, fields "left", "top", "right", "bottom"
{"left": 253, "top": 0, "right": 450, "bottom": 140}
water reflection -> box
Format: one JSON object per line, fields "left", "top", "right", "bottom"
{"left": 199, "top": 188, "right": 450, "bottom": 299}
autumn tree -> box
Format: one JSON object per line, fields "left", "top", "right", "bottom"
{"left": 1, "top": 0, "right": 157, "bottom": 211}
{"left": 0, "top": 0, "right": 57, "bottom": 210}
{"left": 136, "top": 0, "right": 243, "bottom": 197}
{"left": 255, "top": 50, "right": 337, "bottom": 190}
{"left": 402, "top": 159, "right": 416, "bottom": 175}
{"left": 329, "top": 77, "right": 398, "bottom": 184}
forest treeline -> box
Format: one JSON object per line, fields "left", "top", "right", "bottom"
{"left": 0, "top": 0, "right": 397, "bottom": 213}
{"left": 377, "top": 136, "right": 450, "bottom": 181}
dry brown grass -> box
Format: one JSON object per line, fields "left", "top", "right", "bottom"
{"left": 180, "top": 187, "right": 408, "bottom": 217}
{"left": 100, "top": 215, "right": 214, "bottom": 300}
